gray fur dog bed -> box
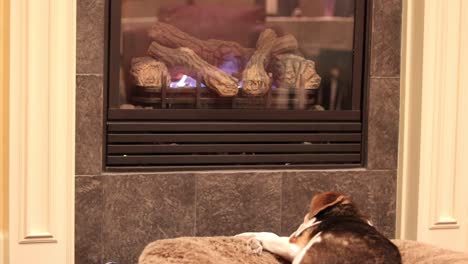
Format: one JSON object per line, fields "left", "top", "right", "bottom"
{"left": 139, "top": 237, "right": 468, "bottom": 264}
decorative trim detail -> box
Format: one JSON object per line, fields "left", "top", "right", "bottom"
{"left": 13, "top": 0, "right": 57, "bottom": 244}
{"left": 9, "top": 0, "right": 76, "bottom": 262}
{"left": 423, "top": 1, "right": 461, "bottom": 229}
{"left": 19, "top": 233, "right": 57, "bottom": 244}
{"left": 399, "top": 0, "right": 468, "bottom": 251}
{"left": 420, "top": 0, "right": 463, "bottom": 231}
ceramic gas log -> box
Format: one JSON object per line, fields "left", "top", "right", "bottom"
{"left": 148, "top": 22, "right": 299, "bottom": 74}
{"left": 148, "top": 42, "right": 239, "bottom": 97}
{"left": 135, "top": 23, "right": 320, "bottom": 98}
{"left": 241, "top": 29, "right": 277, "bottom": 96}
{"left": 269, "top": 54, "right": 322, "bottom": 90}
{"left": 130, "top": 57, "right": 171, "bottom": 89}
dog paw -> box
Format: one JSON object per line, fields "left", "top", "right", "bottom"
{"left": 247, "top": 237, "right": 263, "bottom": 255}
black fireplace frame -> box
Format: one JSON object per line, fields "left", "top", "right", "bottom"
{"left": 103, "top": 0, "right": 372, "bottom": 171}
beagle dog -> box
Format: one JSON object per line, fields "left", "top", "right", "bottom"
{"left": 237, "top": 192, "right": 401, "bottom": 264}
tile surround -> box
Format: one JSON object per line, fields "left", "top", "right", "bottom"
{"left": 77, "top": 0, "right": 105, "bottom": 74}
{"left": 281, "top": 170, "right": 397, "bottom": 238}
{"left": 101, "top": 174, "right": 196, "bottom": 264}
{"left": 370, "top": 0, "right": 402, "bottom": 77}
{"left": 75, "top": 0, "right": 402, "bottom": 262}
{"left": 75, "top": 170, "right": 397, "bottom": 264}
{"left": 75, "top": 176, "right": 103, "bottom": 264}
{"left": 75, "top": 75, "right": 103, "bottom": 175}
{"left": 367, "top": 78, "right": 400, "bottom": 169}
{"left": 196, "top": 172, "right": 282, "bottom": 236}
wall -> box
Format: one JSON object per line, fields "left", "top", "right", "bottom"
{"left": 75, "top": 0, "right": 402, "bottom": 263}
{"left": 0, "top": 0, "right": 9, "bottom": 261}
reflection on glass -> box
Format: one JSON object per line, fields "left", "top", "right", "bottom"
{"left": 118, "top": 0, "right": 356, "bottom": 110}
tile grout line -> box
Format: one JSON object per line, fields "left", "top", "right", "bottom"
{"left": 100, "top": 176, "right": 105, "bottom": 263}
{"left": 279, "top": 172, "right": 283, "bottom": 235}
{"left": 369, "top": 76, "right": 400, "bottom": 79}
{"left": 76, "top": 73, "right": 104, "bottom": 77}
{"left": 194, "top": 174, "right": 198, "bottom": 236}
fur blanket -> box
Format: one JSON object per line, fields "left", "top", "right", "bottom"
{"left": 139, "top": 237, "right": 468, "bottom": 264}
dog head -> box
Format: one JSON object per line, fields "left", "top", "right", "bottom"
{"left": 287, "top": 192, "right": 400, "bottom": 264}
{"left": 288, "top": 192, "right": 365, "bottom": 248}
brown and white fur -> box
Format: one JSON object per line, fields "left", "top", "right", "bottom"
{"left": 237, "top": 192, "right": 401, "bottom": 264}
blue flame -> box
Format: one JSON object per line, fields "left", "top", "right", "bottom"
{"left": 170, "top": 74, "right": 198, "bottom": 88}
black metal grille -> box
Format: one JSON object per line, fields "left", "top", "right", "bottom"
{"left": 106, "top": 121, "right": 362, "bottom": 170}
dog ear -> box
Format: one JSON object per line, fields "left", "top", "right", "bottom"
{"left": 309, "top": 192, "right": 349, "bottom": 217}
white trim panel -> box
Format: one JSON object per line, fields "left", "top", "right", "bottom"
{"left": 19, "top": 0, "right": 55, "bottom": 243}
{"left": 399, "top": 0, "right": 468, "bottom": 251}
{"left": 423, "top": 0, "right": 461, "bottom": 230}
{"left": 9, "top": 0, "right": 76, "bottom": 262}
{"left": 414, "top": 0, "right": 468, "bottom": 251}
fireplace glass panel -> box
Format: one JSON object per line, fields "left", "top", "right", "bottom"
{"left": 114, "top": 0, "right": 358, "bottom": 111}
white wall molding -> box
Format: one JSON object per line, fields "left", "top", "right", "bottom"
{"left": 397, "top": 0, "right": 424, "bottom": 241}
{"left": 15, "top": 0, "right": 57, "bottom": 243}
{"left": 399, "top": 0, "right": 468, "bottom": 252}
{"left": 421, "top": 0, "right": 461, "bottom": 231}
{"left": 9, "top": 0, "right": 75, "bottom": 262}
{"left": 0, "top": 0, "right": 10, "bottom": 262}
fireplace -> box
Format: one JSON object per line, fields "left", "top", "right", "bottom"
{"left": 105, "top": 0, "right": 369, "bottom": 170}
{"left": 77, "top": 0, "right": 401, "bottom": 262}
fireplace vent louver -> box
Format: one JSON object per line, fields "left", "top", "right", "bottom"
{"left": 106, "top": 120, "right": 362, "bottom": 171}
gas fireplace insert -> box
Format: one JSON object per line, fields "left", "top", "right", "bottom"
{"left": 105, "top": 0, "right": 369, "bottom": 171}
